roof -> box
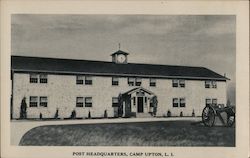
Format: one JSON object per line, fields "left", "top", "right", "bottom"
{"left": 11, "top": 55, "right": 228, "bottom": 81}
{"left": 123, "top": 87, "right": 155, "bottom": 96}
{"left": 110, "top": 50, "right": 129, "bottom": 56}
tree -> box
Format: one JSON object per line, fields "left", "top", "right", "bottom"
{"left": 20, "top": 97, "right": 27, "bottom": 119}
{"left": 54, "top": 108, "right": 59, "bottom": 119}
{"left": 117, "top": 93, "right": 123, "bottom": 117}
{"left": 151, "top": 96, "right": 158, "bottom": 116}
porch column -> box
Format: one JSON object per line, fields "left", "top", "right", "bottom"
{"left": 122, "top": 101, "right": 126, "bottom": 117}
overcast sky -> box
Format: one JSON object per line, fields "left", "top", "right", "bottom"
{"left": 11, "top": 15, "right": 236, "bottom": 104}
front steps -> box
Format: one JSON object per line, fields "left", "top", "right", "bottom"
{"left": 136, "top": 113, "right": 153, "bottom": 118}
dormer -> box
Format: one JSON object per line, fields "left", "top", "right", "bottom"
{"left": 111, "top": 50, "right": 129, "bottom": 64}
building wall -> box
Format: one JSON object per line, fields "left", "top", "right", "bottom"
{"left": 12, "top": 73, "right": 227, "bottom": 119}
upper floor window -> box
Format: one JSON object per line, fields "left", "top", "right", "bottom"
{"left": 30, "top": 74, "right": 38, "bottom": 83}
{"left": 212, "top": 81, "right": 217, "bottom": 88}
{"left": 205, "top": 80, "right": 217, "bottom": 88}
{"left": 76, "top": 97, "right": 84, "bottom": 107}
{"left": 128, "top": 77, "right": 135, "bottom": 86}
{"left": 85, "top": 76, "right": 92, "bottom": 85}
{"left": 39, "top": 74, "right": 48, "bottom": 83}
{"left": 172, "top": 79, "right": 185, "bottom": 88}
{"left": 112, "top": 77, "right": 119, "bottom": 86}
{"left": 112, "top": 97, "right": 119, "bottom": 107}
{"left": 85, "top": 97, "right": 92, "bottom": 107}
{"left": 39, "top": 96, "right": 48, "bottom": 107}
{"left": 205, "top": 81, "right": 211, "bottom": 88}
{"left": 76, "top": 76, "right": 84, "bottom": 85}
{"left": 135, "top": 78, "right": 142, "bottom": 86}
{"left": 149, "top": 78, "right": 156, "bottom": 87}
{"left": 30, "top": 96, "right": 38, "bottom": 107}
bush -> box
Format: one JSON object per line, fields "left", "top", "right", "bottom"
{"left": 70, "top": 110, "right": 76, "bottom": 119}
{"left": 39, "top": 113, "right": 43, "bottom": 119}
{"left": 88, "top": 111, "right": 91, "bottom": 119}
{"left": 104, "top": 110, "right": 108, "bottom": 118}
{"left": 192, "top": 109, "right": 195, "bottom": 117}
{"left": 54, "top": 108, "right": 59, "bottom": 119}
{"left": 180, "top": 111, "right": 183, "bottom": 117}
{"left": 167, "top": 110, "right": 171, "bottom": 117}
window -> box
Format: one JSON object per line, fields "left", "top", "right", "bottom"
{"left": 85, "top": 97, "right": 92, "bottom": 107}
{"left": 39, "top": 74, "right": 48, "bottom": 83}
{"left": 85, "top": 76, "right": 92, "bottom": 85}
{"left": 212, "top": 99, "right": 217, "bottom": 106}
{"left": 206, "top": 98, "right": 212, "bottom": 106}
{"left": 128, "top": 78, "right": 135, "bottom": 86}
{"left": 76, "top": 97, "right": 84, "bottom": 107}
{"left": 173, "top": 98, "right": 178, "bottom": 107}
{"left": 180, "top": 98, "right": 186, "bottom": 107}
{"left": 135, "top": 78, "right": 142, "bottom": 86}
{"left": 40, "top": 96, "right": 48, "bottom": 107}
{"left": 112, "top": 77, "right": 119, "bottom": 86}
{"left": 149, "top": 78, "right": 156, "bottom": 87}
{"left": 76, "top": 76, "right": 84, "bottom": 84}
{"left": 205, "top": 81, "right": 211, "bottom": 88}
{"left": 30, "top": 74, "right": 38, "bottom": 83}
{"left": 30, "top": 96, "right": 38, "bottom": 107}
{"left": 212, "top": 81, "right": 217, "bottom": 88}
{"left": 112, "top": 97, "right": 119, "bottom": 107}
{"left": 172, "top": 79, "right": 178, "bottom": 87}
{"left": 179, "top": 80, "right": 185, "bottom": 88}
{"left": 145, "top": 97, "right": 147, "bottom": 104}
{"left": 133, "top": 97, "right": 136, "bottom": 106}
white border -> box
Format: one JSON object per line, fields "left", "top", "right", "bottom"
{"left": 1, "top": 1, "right": 249, "bottom": 158}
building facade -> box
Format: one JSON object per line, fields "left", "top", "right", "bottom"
{"left": 11, "top": 50, "right": 228, "bottom": 119}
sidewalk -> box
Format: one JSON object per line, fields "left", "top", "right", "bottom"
{"left": 11, "top": 117, "right": 201, "bottom": 145}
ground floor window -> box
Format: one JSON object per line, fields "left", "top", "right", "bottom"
{"left": 112, "top": 97, "right": 119, "bottom": 107}
{"left": 39, "top": 96, "right": 48, "bottom": 107}
{"left": 76, "top": 97, "right": 84, "bottom": 107}
{"left": 173, "top": 98, "right": 186, "bottom": 107}
{"left": 172, "top": 98, "right": 178, "bottom": 107}
{"left": 206, "top": 98, "right": 212, "bottom": 106}
{"left": 85, "top": 97, "right": 92, "bottom": 107}
{"left": 30, "top": 96, "right": 38, "bottom": 107}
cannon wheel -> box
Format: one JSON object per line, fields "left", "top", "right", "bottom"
{"left": 202, "top": 106, "right": 216, "bottom": 127}
{"left": 227, "top": 115, "right": 235, "bottom": 127}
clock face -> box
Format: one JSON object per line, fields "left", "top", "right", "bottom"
{"left": 117, "top": 55, "right": 126, "bottom": 63}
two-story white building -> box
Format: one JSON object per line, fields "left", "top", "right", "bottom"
{"left": 11, "top": 50, "right": 228, "bottom": 119}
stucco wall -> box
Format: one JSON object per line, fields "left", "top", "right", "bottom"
{"left": 12, "top": 73, "right": 227, "bottom": 119}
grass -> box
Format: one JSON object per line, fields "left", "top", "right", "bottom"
{"left": 19, "top": 121, "right": 235, "bottom": 146}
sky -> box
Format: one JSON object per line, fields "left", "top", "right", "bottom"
{"left": 11, "top": 15, "right": 236, "bottom": 104}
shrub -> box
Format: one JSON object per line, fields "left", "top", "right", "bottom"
{"left": 39, "top": 113, "right": 43, "bottom": 119}
{"left": 180, "top": 111, "right": 183, "bottom": 117}
{"left": 192, "top": 109, "right": 195, "bottom": 117}
{"left": 54, "top": 108, "right": 59, "bottom": 119}
{"left": 88, "top": 111, "right": 91, "bottom": 119}
{"left": 104, "top": 110, "right": 108, "bottom": 118}
{"left": 20, "top": 97, "right": 27, "bottom": 119}
{"left": 70, "top": 110, "right": 76, "bottom": 119}
{"left": 167, "top": 110, "right": 171, "bottom": 117}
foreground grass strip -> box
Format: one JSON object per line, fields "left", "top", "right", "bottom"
{"left": 19, "top": 121, "right": 235, "bottom": 146}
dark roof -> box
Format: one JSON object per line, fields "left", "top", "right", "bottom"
{"left": 110, "top": 50, "right": 129, "bottom": 56}
{"left": 11, "top": 56, "right": 228, "bottom": 81}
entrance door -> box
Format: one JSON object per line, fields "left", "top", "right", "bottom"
{"left": 137, "top": 97, "right": 144, "bottom": 113}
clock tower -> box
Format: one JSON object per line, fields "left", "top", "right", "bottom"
{"left": 111, "top": 50, "right": 129, "bottom": 64}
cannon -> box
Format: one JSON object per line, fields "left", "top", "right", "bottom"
{"left": 202, "top": 104, "right": 235, "bottom": 127}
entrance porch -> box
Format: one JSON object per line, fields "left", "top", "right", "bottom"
{"left": 116, "top": 87, "right": 157, "bottom": 118}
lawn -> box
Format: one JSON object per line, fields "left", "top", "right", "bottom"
{"left": 19, "top": 120, "right": 235, "bottom": 146}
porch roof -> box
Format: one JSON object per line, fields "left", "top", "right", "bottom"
{"left": 122, "top": 87, "right": 155, "bottom": 96}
